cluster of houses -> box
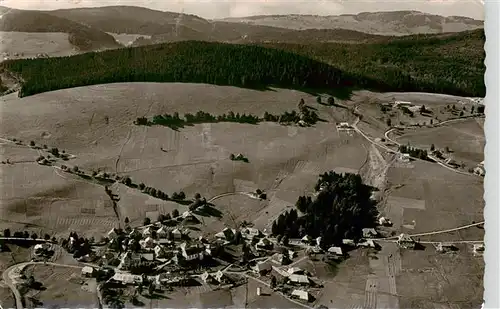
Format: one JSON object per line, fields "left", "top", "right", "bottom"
{"left": 473, "top": 161, "right": 485, "bottom": 176}
{"left": 336, "top": 122, "right": 354, "bottom": 131}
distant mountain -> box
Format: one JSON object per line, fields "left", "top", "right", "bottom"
{"left": 219, "top": 10, "right": 483, "bottom": 36}
{"left": 0, "top": 6, "right": 121, "bottom": 51}
{"left": 46, "top": 6, "right": 388, "bottom": 45}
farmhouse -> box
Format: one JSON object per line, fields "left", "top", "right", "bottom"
{"left": 33, "top": 243, "right": 51, "bottom": 255}
{"left": 336, "top": 122, "right": 353, "bottom": 131}
{"left": 378, "top": 217, "right": 393, "bottom": 226}
{"left": 342, "top": 239, "right": 355, "bottom": 246}
{"left": 291, "top": 289, "right": 311, "bottom": 302}
{"left": 142, "top": 226, "right": 154, "bottom": 237}
{"left": 288, "top": 274, "right": 311, "bottom": 286}
{"left": 241, "top": 227, "right": 262, "bottom": 240}
{"left": 327, "top": 246, "right": 343, "bottom": 256}
{"left": 179, "top": 242, "right": 205, "bottom": 261}
{"left": 253, "top": 261, "right": 271, "bottom": 275}
{"left": 215, "top": 270, "right": 229, "bottom": 284}
{"left": 358, "top": 239, "right": 376, "bottom": 248}
{"left": 473, "top": 243, "right": 484, "bottom": 255}
{"left": 255, "top": 238, "right": 273, "bottom": 250}
{"left": 436, "top": 242, "right": 456, "bottom": 253}
{"left": 201, "top": 271, "right": 217, "bottom": 284}
{"left": 157, "top": 226, "right": 168, "bottom": 238}
{"left": 397, "top": 233, "right": 415, "bottom": 249}
{"left": 399, "top": 153, "right": 411, "bottom": 163}
{"left": 81, "top": 266, "right": 95, "bottom": 277}
{"left": 287, "top": 267, "right": 305, "bottom": 275}
{"left": 140, "top": 237, "right": 155, "bottom": 249}
{"left": 362, "top": 228, "right": 378, "bottom": 238}
{"left": 172, "top": 228, "right": 184, "bottom": 240}
{"left": 474, "top": 166, "right": 485, "bottom": 176}
{"left": 215, "top": 228, "right": 236, "bottom": 242}
{"left": 111, "top": 272, "right": 143, "bottom": 285}
{"left": 301, "top": 235, "right": 313, "bottom": 244}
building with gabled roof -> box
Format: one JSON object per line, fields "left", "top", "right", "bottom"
{"left": 288, "top": 274, "right": 311, "bottom": 285}
{"left": 255, "top": 238, "right": 273, "bottom": 250}
{"left": 287, "top": 267, "right": 304, "bottom": 275}
{"left": 111, "top": 272, "right": 143, "bottom": 285}
{"left": 215, "top": 227, "right": 236, "bottom": 242}
{"left": 397, "top": 233, "right": 415, "bottom": 249}
{"left": 81, "top": 266, "right": 95, "bottom": 277}
{"left": 291, "top": 289, "right": 311, "bottom": 301}
{"left": 327, "top": 246, "right": 343, "bottom": 256}
{"left": 253, "top": 261, "right": 271, "bottom": 275}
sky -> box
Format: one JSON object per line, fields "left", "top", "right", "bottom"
{"left": 0, "top": 0, "right": 484, "bottom": 20}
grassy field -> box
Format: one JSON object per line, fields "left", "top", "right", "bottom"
{"left": 23, "top": 264, "right": 98, "bottom": 308}
{"left": 0, "top": 82, "right": 484, "bottom": 309}
{"left": 0, "top": 31, "right": 76, "bottom": 60}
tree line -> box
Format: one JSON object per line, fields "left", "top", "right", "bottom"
{"left": 135, "top": 107, "right": 319, "bottom": 129}
{"left": 271, "top": 171, "right": 378, "bottom": 248}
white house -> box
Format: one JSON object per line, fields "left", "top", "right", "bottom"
{"left": 241, "top": 227, "right": 262, "bottom": 240}
{"left": 357, "top": 239, "right": 376, "bottom": 248}
{"left": 255, "top": 238, "right": 273, "bottom": 250}
{"left": 327, "top": 246, "right": 343, "bottom": 256}
{"left": 179, "top": 242, "right": 205, "bottom": 261}
{"left": 288, "top": 274, "right": 311, "bottom": 286}
{"left": 397, "top": 233, "right": 415, "bottom": 249}
{"left": 291, "top": 289, "right": 311, "bottom": 301}
{"left": 112, "top": 272, "right": 143, "bottom": 285}
{"left": 253, "top": 261, "right": 271, "bottom": 275}
{"left": 157, "top": 226, "right": 168, "bottom": 238}
{"left": 362, "top": 228, "right": 378, "bottom": 238}
{"left": 301, "top": 235, "right": 312, "bottom": 244}
{"left": 140, "top": 237, "right": 155, "bottom": 249}
{"left": 342, "top": 239, "right": 355, "bottom": 246}
{"left": 201, "top": 271, "right": 217, "bottom": 284}
{"left": 172, "top": 228, "right": 183, "bottom": 240}
{"left": 215, "top": 228, "right": 236, "bottom": 242}
{"left": 142, "top": 226, "right": 154, "bottom": 238}
{"left": 154, "top": 245, "right": 168, "bottom": 258}
{"left": 81, "top": 266, "right": 95, "bottom": 277}
{"left": 33, "top": 243, "right": 51, "bottom": 255}
{"left": 107, "top": 228, "right": 120, "bottom": 239}
{"left": 287, "top": 267, "right": 304, "bottom": 275}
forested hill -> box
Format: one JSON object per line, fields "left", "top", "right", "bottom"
{"left": 0, "top": 41, "right": 391, "bottom": 98}
{"left": 1, "top": 29, "right": 485, "bottom": 98}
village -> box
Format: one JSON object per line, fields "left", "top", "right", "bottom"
{"left": 18, "top": 195, "right": 484, "bottom": 309}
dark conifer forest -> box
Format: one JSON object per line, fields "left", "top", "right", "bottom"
{"left": 272, "top": 171, "right": 378, "bottom": 248}
{"left": 0, "top": 29, "right": 485, "bottom": 98}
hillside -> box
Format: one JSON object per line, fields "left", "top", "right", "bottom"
{"left": 220, "top": 10, "right": 483, "bottom": 36}
{"left": 0, "top": 29, "right": 485, "bottom": 98}
{"left": 48, "top": 6, "right": 387, "bottom": 45}
{"left": 0, "top": 6, "right": 121, "bottom": 51}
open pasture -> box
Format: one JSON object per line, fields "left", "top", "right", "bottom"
{"left": 384, "top": 160, "right": 483, "bottom": 240}
{"left": 23, "top": 264, "right": 98, "bottom": 308}
{"left": 395, "top": 118, "right": 484, "bottom": 166}
{"left": 0, "top": 31, "right": 76, "bottom": 59}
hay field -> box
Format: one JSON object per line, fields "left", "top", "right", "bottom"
{"left": 23, "top": 264, "right": 98, "bottom": 308}
{"left": 395, "top": 118, "right": 485, "bottom": 166}
{"left": 0, "top": 83, "right": 369, "bottom": 236}
{"left": 0, "top": 31, "right": 76, "bottom": 59}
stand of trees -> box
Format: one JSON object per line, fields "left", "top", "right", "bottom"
{"left": 271, "top": 171, "right": 378, "bottom": 248}
{"left": 398, "top": 145, "right": 429, "bottom": 160}
{"left": 136, "top": 108, "right": 319, "bottom": 129}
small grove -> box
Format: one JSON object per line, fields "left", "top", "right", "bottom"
{"left": 271, "top": 171, "right": 378, "bottom": 249}
{"left": 134, "top": 107, "right": 319, "bottom": 129}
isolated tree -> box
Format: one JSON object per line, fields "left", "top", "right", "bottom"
{"left": 195, "top": 193, "right": 201, "bottom": 200}
{"left": 124, "top": 177, "right": 132, "bottom": 186}
{"left": 29, "top": 141, "right": 35, "bottom": 147}
{"left": 282, "top": 235, "right": 289, "bottom": 247}
{"left": 92, "top": 170, "right": 97, "bottom": 177}
{"left": 420, "top": 105, "right": 426, "bottom": 113}
{"left": 139, "top": 183, "right": 145, "bottom": 190}
{"left": 31, "top": 233, "right": 38, "bottom": 240}
{"left": 386, "top": 118, "right": 392, "bottom": 127}
{"left": 471, "top": 106, "right": 475, "bottom": 114}
{"left": 270, "top": 275, "right": 277, "bottom": 289}
{"left": 430, "top": 144, "right": 435, "bottom": 151}
{"left": 327, "top": 96, "right": 335, "bottom": 105}
{"left": 44, "top": 234, "right": 50, "bottom": 240}
{"left": 460, "top": 111, "right": 464, "bottom": 117}
{"left": 229, "top": 154, "right": 235, "bottom": 160}
{"left": 124, "top": 217, "right": 130, "bottom": 224}
{"left": 143, "top": 217, "right": 151, "bottom": 226}
{"left": 172, "top": 209, "right": 179, "bottom": 218}
{"left": 178, "top": 191, "right": 186, "bottom": 200}
{"left": 445, "top": 146, "right": 450, "bottom": 153}
{"left": 316, "top": 96, "right": 322, "bottom": 104}
{"left": 3, "top": 228, "right": 11, "bottom": 237}
{"left": 72, "top": 166, "right": 79, "bottom": 173}
{"left": 165, "top": 213, "right": 171, "bottom": 221}
{"left": 43, "top": 144, "right": 48, "bottom": 149}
